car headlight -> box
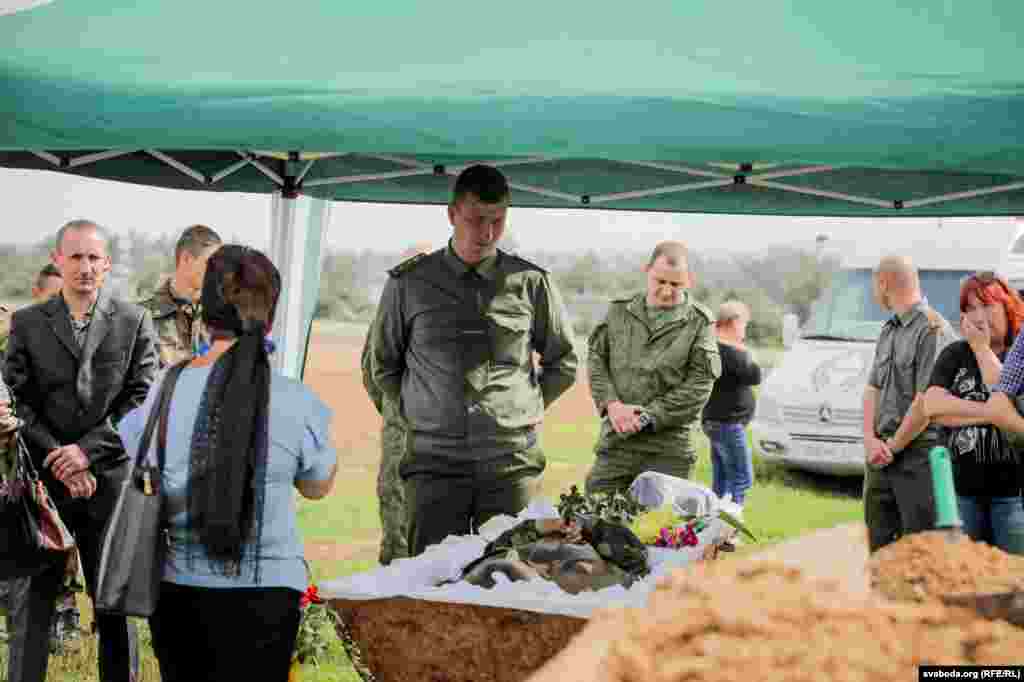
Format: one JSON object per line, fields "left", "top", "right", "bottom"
{"left": 755, "top": 395, "right": 785, "bottom": 425}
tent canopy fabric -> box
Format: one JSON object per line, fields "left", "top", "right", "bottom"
{"left": 2, "top": 0, "right": 1023, "bottom": 216}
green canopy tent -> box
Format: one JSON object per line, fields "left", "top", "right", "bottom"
{"left": 2, "top": 0, "right": 1023, "bottom": 375}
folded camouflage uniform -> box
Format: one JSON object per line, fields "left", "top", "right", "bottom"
{"left": 459, "top": 518, "right": 648, "bottom": 594}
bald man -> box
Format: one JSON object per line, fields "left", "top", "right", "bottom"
{"left": 862, "top": 255, "right": 956, "bottom": 553}
{"left": 361, "top": 244, "right": 433, "bottom": 565}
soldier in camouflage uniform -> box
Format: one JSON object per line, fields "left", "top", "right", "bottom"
{"left": 138, "top": 225, "right": 222, "bottom": 368}
{"left": 371, "top": 165, "right": 578, "bottom": 557}
{"left": 361, "top": 244, "right": 431, "bottom": 566}
{"left": 586, "top": 241, "right": 721, "bottom": 495}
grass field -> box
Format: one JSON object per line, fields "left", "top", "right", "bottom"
{"left": 4, "top": 324, "right": 865, "bottom": 681}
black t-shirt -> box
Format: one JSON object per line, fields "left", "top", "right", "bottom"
{"left": 702, "top": 342, "right": 762, "bottom": 425}
{"left": 928, "top": 340, "right": 1022, "bottom": 498}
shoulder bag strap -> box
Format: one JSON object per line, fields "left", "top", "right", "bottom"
{"left": 154, "top": 362, "right": 187, "bottom": 472}
{"left": 136, "top": 362, "right": 188, "bottom": 470}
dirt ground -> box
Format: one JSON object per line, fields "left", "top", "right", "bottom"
{"left": 744, "top": 522, "right": 871, "bottom": 595}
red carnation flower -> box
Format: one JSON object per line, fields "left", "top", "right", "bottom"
{"left": 300, "top": 584, "right": 323, "bottom": 609}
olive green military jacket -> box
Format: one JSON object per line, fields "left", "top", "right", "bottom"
{"left": 360, "top": 324, "right": 403, "bottom": 425}
{"left": 371, "top": 245, "right": 578, "bottom": 458}
{"left": 138, "top": 278, "right": 209, "bottom": 368}
{"left": 588, "top": 293, "right": 721, "bottom": 458}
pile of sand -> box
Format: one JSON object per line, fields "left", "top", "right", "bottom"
{"left": 588, "top": 561, "right": 1024, "bottom": 682}
{"left": 869, "top": 531, "right": 1024, "bottom": 602}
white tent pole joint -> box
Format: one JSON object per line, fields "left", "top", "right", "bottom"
{"left": 235, "top": 151, "right": 285, "bottom": 187}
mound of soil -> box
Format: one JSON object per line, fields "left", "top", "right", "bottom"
{"left": 869, "top": 531, "right": 1024, "bottom": 602}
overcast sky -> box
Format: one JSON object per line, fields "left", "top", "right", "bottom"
{"left": 2, "top": 168, "right": 1017, "bottom": 259}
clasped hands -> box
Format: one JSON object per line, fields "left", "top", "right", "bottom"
{"left": 44, "top": 444, "right": 96, "bottom": 499}
{"left": 605, "top": 401, "right": 647, "bottom": 435}
{"left": 864, "top": 435, "right": 895, "bottom": 468}
{"left": 0, "top": 401, "right": 94, "bottom": 498}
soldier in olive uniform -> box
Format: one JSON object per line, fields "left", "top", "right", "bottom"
{"left": 139, "top": 225, "right": 222, "bottom": 368}
{"left": 361, "top": 243, "right": 432, "bottom": 566}
{"left": 863, "top": 255, "right": 955, "bottom": 553}
{"left": 371, "top": 165, "right": 578, "bottom": 557}
{"left": 586, "top": 241, "right": 721, "bottom": 495}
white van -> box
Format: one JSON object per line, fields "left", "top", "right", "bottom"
{"left": 753, "top": 218, "right": 1024, "bottom": 476}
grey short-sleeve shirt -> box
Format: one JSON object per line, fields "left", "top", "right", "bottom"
{"left": 868, "top": 302, "right": 956, "bottom": 444}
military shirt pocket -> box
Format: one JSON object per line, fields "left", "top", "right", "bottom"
{"left": 490, "top": 307, "right": 532, "bottom": 366}
{"left": 894, "top": 353, "right": 918, "bottom": 398}
{"left": 869, "top": 346, "right": 894, "bottom": 388}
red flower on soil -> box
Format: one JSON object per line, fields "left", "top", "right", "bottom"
{"left": 300, "top": 584, "right": 324, "bottom": 609}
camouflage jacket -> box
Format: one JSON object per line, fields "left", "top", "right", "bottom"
{"left": 371, "top": 245, "right": 578, "bottom": 458}
{"left": 588, "top": 293, "right": 721, "bottom": 458}
{"left": 360, "top": 324, "right": 403, "bottom": 426}
{"left": 138, "top": 278, "right": 209, "bottom": 368}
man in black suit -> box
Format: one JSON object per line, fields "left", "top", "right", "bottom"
{"left": 3, "top": 219, "right": 158, "bottom": 682}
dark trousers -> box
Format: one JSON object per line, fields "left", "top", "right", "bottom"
{"left": 585, "top": 449, "right": 693, "bottom": 496}
{"left": 149, "top": 583, "right": 302, "bottom": 682}
{"left": 863, "top": 444, "right": 937, "bottom": 553}
{"left": 9, "top": 497, "right": 139, "bottom": 682}
{"left": 402, "top": 446, "right": 546, "bottom": 556}
{"left": 4, "top": 576, "right": 30, "bottom": 680}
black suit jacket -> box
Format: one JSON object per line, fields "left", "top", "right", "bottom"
{"left": 2, "top": 288, "right": 158, "bottom": 510}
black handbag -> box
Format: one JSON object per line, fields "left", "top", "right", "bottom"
{"left": 0, "top": 435, "right": 75, "bottom": 580}
{"left": 94, "top": 363, "right": 185, "bottom": 617}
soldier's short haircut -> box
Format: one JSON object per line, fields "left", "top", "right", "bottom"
{"left": 647, "top": 241, "right": 689, "bottom": 268}
{"left": 35, "top": 263, "right": 62, "bottom": 290}
{"left": 451, "top": 165, "right": 510, "bottom": 205}
{"left": 175, "top": 224, "right": 223, "bottom": 265}
{"left": 54, "top": 219, "right": 109, "bottom": 253}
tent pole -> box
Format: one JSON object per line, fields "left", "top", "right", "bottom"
{"left": 267, "top": 192, "right": 330, "bottom": 379}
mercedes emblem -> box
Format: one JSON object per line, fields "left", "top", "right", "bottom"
{"left": 818, "top": 404, "right": 833, "bottom": 423}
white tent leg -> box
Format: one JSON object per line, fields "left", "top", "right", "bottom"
{"left": 268, "top": 192, "right": 330, "bottom": 379}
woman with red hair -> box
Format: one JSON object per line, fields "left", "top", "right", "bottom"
{"left": 922, "top": 271, "right": 1024, "bottom": 554}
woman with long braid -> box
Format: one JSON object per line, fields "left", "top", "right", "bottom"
{"left": 118, "top": 245, "right": 337, "bottom": 681}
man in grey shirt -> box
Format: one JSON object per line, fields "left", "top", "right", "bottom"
{"left": 862, "top": 255, "right": 956, "bottom": 553}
